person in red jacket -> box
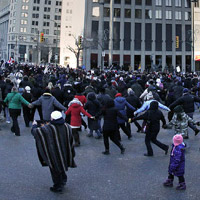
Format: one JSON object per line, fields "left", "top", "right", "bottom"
{"left": 65, "top": 98, "right": 94, "bottom": 146}
{"left": 75, "top": 93, "right": 88, "bottom": 129}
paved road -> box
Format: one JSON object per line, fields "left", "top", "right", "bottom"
{"left": 0, "top": 111, "right": 200, "bottom": 200}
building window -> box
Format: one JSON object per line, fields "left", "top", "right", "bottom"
{"left": 155, "top": 10, "right": 162, "bottom": 19}
{"left": 166, "top": 0, "right": 172, "bottom": 6}
{"left": 45, "top": 0, "right": 51, "bottom": 5}
{"left": 185, "top": 0, "right": 191, "bottom": 8}
{"left": 22, "top": 5, "right": 28, "bottom": 10}
{"left": 20, "top": 27, "right": 27, "bottom": 32}
{"left": 175, "top": 11, "right": 181, "bottom": 20}
{"left": 104, "top": 7, "right": 110, "bottom": 17}
{"left": 32, "top": 21, "right": 39, "bottom": 26}
{"left": 92, "top": 7, "right": 100, "bottom": 17}
{"left": 23, "top": 0, "right": 29, "bottom": 2}
{"left": 145, "top": 10, "right": 152, "bottom": 19}
{"left": 21, "top": 19, "right": 28, "bottom": 24}
{"left": 125, "top": 0, "right": 131, "bottom": 5}
{"left": 114, "top": 8, "right": 121, "bottom": 18}
{"left": 56, "top": 1, "right": 62, "bottom": 6}
{"left": 125, "top": 9, "right": 131, "bottom": 18}
{"left": 185, "top": 12, "right": 191, "bottom": 21}
{"left": 32, "top": 13, "right": 39, "bottom": 18}
{"left": 44, "top": 14, "right": 50, "bottom": 19}
{"left": 33, "top": 6, "right": 40, "bottom": 11}
{"left": 166, "top": 11, "right": 172, "bottom": 19}
{"left": 156, "top": 0, "right": 162, "bottom": 6}
{"left": 135, "top": 9, "right": 142, "bottom": 19}
{"left": 146, "top": 0, "right": 152, "bottom": 6}
{"left": 55, "top": 15, "right": 61, "bottom": 20}
{"left": 21, "top": 12, "right": 28, "bottom": 17}
{"left": 34, "top": 0, "right": 40, "bottom": 3}
{"left": 44, "top": 7, "right": 51, "bottom": 12}
{"left": 175, "top": 0, "right": 181, "bottom": 7}
{"left": 135, "top": 0, "right": 142, "bottom": 5}
{"left": 43, "top": 22, "right": 50, "bottom": 26}
{"left": 114, "top": 0, "right": 121, "bottom": 4}
{"left": 104, "top": 0, "right": 110, "bottom": 3}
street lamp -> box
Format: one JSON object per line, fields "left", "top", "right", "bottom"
{"left": 191, "top": 0, "right": 198, "bottom": 72}
{"left": 49, "top": 19, "right": 59, "bottom": 65}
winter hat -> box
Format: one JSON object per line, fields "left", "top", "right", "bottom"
{"left": 146, "top": 91, "right": 154, "bottom": 100}
{"left": 119, "top": 77, "right": 123, "bottom": 81}
{"left": 51, "top": 111, "right": 62, "bottom": 120}
{"left": 115, "top": 93, "right": 122, "bottom": 97}
{"left": 183, "top": 88, "right": 189, "bottom": 94}
{"left": 25, "top": 86, "right": 31, "bottom": 93}
{"left": 173, "top": 134, "right": 183, "bottom": 146}
{"left": 173, "top": 105, "right": 184, "bottom": 113}
{"left": 127, "top": 88, "right": 134, "bottom": 95}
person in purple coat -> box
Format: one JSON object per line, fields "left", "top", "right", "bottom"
{"left": 163, "top": 134, "right": 186, "bottom": 190}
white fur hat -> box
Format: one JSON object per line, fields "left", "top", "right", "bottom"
{"left": 51, "top": 111, "right": 62, "bottom": 120}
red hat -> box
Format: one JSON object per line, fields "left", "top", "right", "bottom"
{"left": 115, "top": 93, "right": 122, "bottom": 97}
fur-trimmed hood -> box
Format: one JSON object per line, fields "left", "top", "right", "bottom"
{"left": 68, "top": 98, "right": 83, "bottom": 107}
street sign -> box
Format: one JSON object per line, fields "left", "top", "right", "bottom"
{"left": 102, "top": 51, "right": 105, "bottom": 57}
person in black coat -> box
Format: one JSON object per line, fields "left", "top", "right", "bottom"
{"left": 102, "top": 99, "right": 126, "bottom": 155}
{"left": 131, "top": 101, "right": 169, "bottom": 156}
{"left": 126, "top": 88, "right": 142, "bottom": 133}
{"left": 169, "top": 88, "right": 200, "bottom": 136}
{"left": 84, "top": 92, "right": 102, "bottom": 138}
{"left": 51, "top": 84, "right": 64, "bottom": 105}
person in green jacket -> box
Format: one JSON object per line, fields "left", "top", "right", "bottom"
{"left": 4, "top": 86, "right": 32, "bottom": 136}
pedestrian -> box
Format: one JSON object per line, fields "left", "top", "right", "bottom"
{"left": 114, "top": 93, "right": 135, "bottom": 140}
{"left": 31, "top": 87, "right": 66, "bottom": 122}
{"left": 169, "top": 88, "right": 200, "bottom": 136}
{"left": 4, "top": 86, "right": 32, "bottom": 136}
{"left": 102, "top": 98, "right": 126, "bottom": 155}
{"left": 22, "top": 86, "right": 33, "bottom": 127}
{"left": 165, "top": 105, "right": 200, "bottom": 139}
{"left": 130, "top": 101, "right": 169, "bottom": 156}
{"left": 31, "top": 111, "right": 76, "bottom": 193}
{"left": 163, "top": 134, "right": 186, "bottom": 190}
{"left": 65, "top": 98, "right": 95, "bottom": 146}
{"left": 84, "top": 92, "right": 102, "bottom": 138}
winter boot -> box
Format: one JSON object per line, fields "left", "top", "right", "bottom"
{"left": 102, "top": 150, "right": 110, "bottom": 155}
{"left": 163, "top": 179, "right": 173, "bottom": 187}
{"left": 176, "top": 182, "right": 186, "bottom": 190}
{"left": 120, "top": 146, "right": 125, "bottom": 154}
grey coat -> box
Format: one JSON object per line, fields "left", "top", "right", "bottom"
{"left": 32, "top": 93, "right": 66, "bottom": 121}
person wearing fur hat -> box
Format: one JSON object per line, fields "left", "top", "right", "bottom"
{"left": 65, "top": 98, "right": 94, "bottom": 146}
{"left": 163, "top": 134, "right": 186, "bottom": 190}
{"left": 31, "top": 111, "right": 76, "bottom": 193}
{"left": 169, "top": 88, "right": 200, "bottom": 136}
{"left": 166, "top": 105, "right": 200, "bottom": 139}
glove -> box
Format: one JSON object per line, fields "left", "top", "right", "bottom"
{"left": 128, "top": 118, "right": 132, "bottom": 123}
{"left": 196, "top": 121, "right": 200, "bottom": 126}
{"left": 162, "top": 124, "right": 167, "bottom": 129}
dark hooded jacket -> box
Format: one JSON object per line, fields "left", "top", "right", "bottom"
{"left": 84, "top": 92, "right": 101, "bottom": 130}
{"left": 31, "top": 118, "right": 76, "bottom": 172}
{"left": 102, "top": 99, "right": 127, "bottom": 131}
{"left": 135, "top": 101, "right": 166, "bottom": 134}
{"left": 114, "top": 96, "right": 135, "bottom": 124}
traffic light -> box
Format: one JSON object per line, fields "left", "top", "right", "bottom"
{"left": 176, "top": 36, "right": 179, "bottom": 48}
{"left": 40, "top": 32, "right": 44, "bottom": 43}
{"left": 78, "top": 36, "right": 82, "bottom": 47}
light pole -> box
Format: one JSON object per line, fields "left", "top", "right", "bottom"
{"left": 191, "top": 0, "right": 198, "bottom": 72}
{"left": 49, "top": 19, "right": 59, "bottom": 65}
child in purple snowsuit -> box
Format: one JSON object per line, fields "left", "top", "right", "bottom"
{"left": 163, "top": 134, "right": 186, "bottom": 190}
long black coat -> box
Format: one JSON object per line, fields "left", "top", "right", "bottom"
{"left": 170, "top": 93, "right": 200, "bottom": 113}
{"left": 126, "top": 94, "right": 141, "bottom": 118}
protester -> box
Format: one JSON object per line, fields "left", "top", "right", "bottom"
{"left": 130, "top": 101, "right": 169, "bottom": 156}
{"left": 31, "top": 111, "right": 76, "bottom": 193}
{"left": 4, "top": 86, "right": 32, "bottom": 136}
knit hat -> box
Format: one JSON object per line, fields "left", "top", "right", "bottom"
{"left": 51, "top": 111, "right": 62, "bottom": 120}
{"left": 146, "top": 91, "right": 154, "bottom": 100}
{"left": 183, "top": 88, "right": 189, "bottom": 94}
{"left": 119, "top": 77, "right": 123, "bottom": 81}
{"left": 127, "top": 88, "right": 134, "bottom": 95}
{"left": 173, "top": 105, "right": 184, "bottom": 113}
{"left": 173, "top": 134, "right": 183, "bottom": 146}
{"left": 25, "top": 86, "right": 31, "bottom": 93}
{"left": 115, "top": 93, "right": 122, "bottom": 97}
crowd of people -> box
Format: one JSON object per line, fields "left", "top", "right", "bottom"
{"left": 1, "top": 63, "right": 200, "bottom": 192}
